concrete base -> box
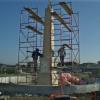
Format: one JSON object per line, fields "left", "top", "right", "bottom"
{"left": 37, "top": 73, "right": 51, "bottom": 85}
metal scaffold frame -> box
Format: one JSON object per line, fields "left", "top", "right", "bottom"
{"left": 51, "top": 1, "right": 80, "bottom": 67}
{"left": 51, "top": 1, "right": 80, "bottom": 85}
{"left": 18, "top": 7, "right": 44, "bottom": 84}
{"left": 18, "top": 0, "right": 80, "bottom": 86}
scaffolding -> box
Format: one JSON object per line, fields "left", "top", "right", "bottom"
{"left": 18, "top": 7, "right": 44, "bottom": 84}
{"left": 50, "top": 1, "right": 80, "bottom": 85}
{"left": 18, "top": 1, "right": 80, "bottom": 85}
{"left": 51, "top": 1, "right": 80, "bottom": 66}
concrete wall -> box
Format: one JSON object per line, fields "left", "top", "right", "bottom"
{"left": 0, "top": 75, "right": 32, "bottom": 84}
{"left": 8, "top": 96, "right": 48, "bottom": 100}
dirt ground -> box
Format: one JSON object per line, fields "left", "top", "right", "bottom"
{"left": 0, "top": 94, "right": 93, "bottom": 100}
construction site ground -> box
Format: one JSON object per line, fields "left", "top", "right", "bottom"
{"left": 0, "top": 94, "right": 92, "bottom": 100}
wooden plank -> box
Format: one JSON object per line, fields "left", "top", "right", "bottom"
{"left": 26, "top": 25, "right": 43, "bottom": 35}
{"left": 59, "top": 2, "right": 73, "bottom": 16}
{"left": 51, "top": 11, "right": 72, "bottom": 32}
{"left": 24, "top": 7, "right": 44, "bottom": 24}
{"left": 63, "top": 44, "right": 72, "bottom": 50}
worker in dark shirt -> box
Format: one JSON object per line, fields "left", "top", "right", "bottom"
{"left": 32, "top": 48, "right": 42, "bottom": 72}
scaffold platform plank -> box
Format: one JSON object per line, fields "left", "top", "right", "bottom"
{"left": 26, "top": 25, "right": 43, "bottom": 35}
{"left": 24, "top": 7, "right": 44, "bottom": 24}
{"left": 59, "top": 2, "right": 73, "bottom": 15}
{"left": 51, "top": 11, "right": 72, "bottom": 32}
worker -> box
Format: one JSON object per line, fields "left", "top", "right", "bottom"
{"left": 58, "top": 46, "right": 66, "bottom": 66}
{"left": 32, "top": 48, "right": 42, "bottom": 72}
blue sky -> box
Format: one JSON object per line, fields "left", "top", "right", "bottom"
{"left": 74, "top": 0, "right": 100, "bottom": 63}
{"left": 0, "top": 0, "right": 100, "bottom": 64}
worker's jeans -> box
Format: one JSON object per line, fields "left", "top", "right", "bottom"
{"left": 33, "top": 59, "right": 37, "bottom": 72}
{"left": 60, "top": 56, "right": 64, "bottom": 66}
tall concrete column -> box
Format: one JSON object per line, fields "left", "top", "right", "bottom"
{"left": 43, "top": 6, "right": 52, "bottom": 73}
{"left": 39, "top": 5, "right": 52, "bottom": 85}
